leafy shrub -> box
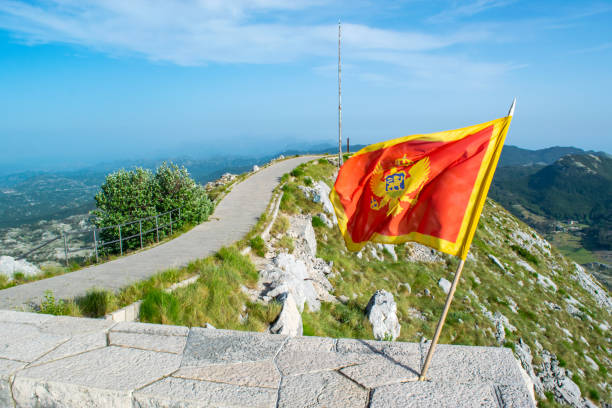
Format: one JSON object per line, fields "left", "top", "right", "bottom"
{"left": 39, "top": 290, "right": 70, "bottom": 315}
{"left": 93, "top": 162, "right": 212, "bottom": 253}
{"left": 249, "top": 236, "right": 266, "bottom": 257}
{"left": 290, "top": 167, "right": 304, "bottom": 178}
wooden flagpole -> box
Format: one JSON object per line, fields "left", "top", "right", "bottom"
{"left": 337, "top": 20, "right": 343, "bottom": 168}
{"left": 419, "top": 259, "right": 465, "bottom": 381}
{"left": 419, "top": 98, "right": 516, "bottom": 381}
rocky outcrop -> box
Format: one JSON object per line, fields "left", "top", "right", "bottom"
{"left": 259, "top": 215, "right": 335, "bottom": 313}
{"left": 514, "top": 339, "right": 544, "bottom": 397}
{"left": 538, "top": 350, "right": 595, "bottom": 408}
{"left": 571, "top": 263, "right": 612, "bottom": 311}
{"left": 0, "top": 256, "right": 42, "bottom": 280}
{"left": 298, "top": 181, "right": 337, "bottom": 225}
{"left": 204, "top": 172, "right": 236, "bottom": 190}
{"left": 269, "top": 292, "right": 302, "bottom": 336}
{"left": 404, "top": 242, "right": 442, "bottom": 263}
{"left": 365, "top": 290, "right": 401, "bottom": 341}
{"left": 260, "top": 253, "right": 320, "bottom": 312}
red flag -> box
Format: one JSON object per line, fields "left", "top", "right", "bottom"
{"left": 330, "top": 115, "right": 513, "bottom": 259}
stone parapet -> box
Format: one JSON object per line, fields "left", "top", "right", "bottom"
{"left": 0, "top": 310, "right": 534, "bottom": 407}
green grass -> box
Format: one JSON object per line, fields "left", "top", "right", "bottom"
{"left": 249, "top": 236, "right": 266, "bottom": 257}
{"left": 138, "top": 247, "right": 281, "bottom": 330}
{"left": 311, "top": 216, "right": 326, "bottom": 228}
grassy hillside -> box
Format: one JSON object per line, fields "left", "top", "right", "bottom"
{"left": 274, "top": 159, "right": 611, "bottom": 406}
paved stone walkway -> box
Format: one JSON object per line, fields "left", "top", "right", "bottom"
{"left": 0, "top": 310, "right": 534, "bottom": 407}
{"left": 0, "top": 156, "right": 317, "bottom": 310}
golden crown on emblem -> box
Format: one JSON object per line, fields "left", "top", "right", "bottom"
{"left": 395, "top": 154, "right": 413, "bottom": 167}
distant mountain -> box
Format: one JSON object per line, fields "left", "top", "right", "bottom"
{"left": 498, "top": 145, "right": 589, "bottom": 167}
{"left": 491, "top": 153, "right": 612, "bottom": 251}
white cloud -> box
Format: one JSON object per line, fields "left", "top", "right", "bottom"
{"left": 427, "top": 0, "right": 515, "bottom": 23}
{"left": 0, "top": 0, "right": 520, "bottom": 85}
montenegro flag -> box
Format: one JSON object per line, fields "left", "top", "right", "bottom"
{"left": 330, "top": 113, "right": 513, "bottom": 259}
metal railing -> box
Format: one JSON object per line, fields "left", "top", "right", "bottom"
{"left": 14, "top": 208, "right": 182, "bottom": 267}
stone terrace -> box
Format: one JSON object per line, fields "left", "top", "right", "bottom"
{"left": 0, "top": 310, "right": 534, "bottom": 407}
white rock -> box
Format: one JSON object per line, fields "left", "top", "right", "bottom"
{"left": 488, "top": 255, "right": 506, "bottom": 272}
{"left": 571, "top": 264, "right": 612, "bottom": 311}
{"left": 260, "top": 253, "right": 320, "bottom": 312}
{"left": 252, "top": 165, "right": 260, "bottom": 172}
{"left": 584, "top": 355, "right": 598, "bottom": 371}
{"left": 365, "top": 290, "right": 400, "bottom": 341}
{"left": 369, "top": 246, "right": 382, "bottom": 261}
{"left": 0, "top": 256, "right": 42, "bottom": 280}
{"left": 438, "top": 278, "right": 452, "bottom": 295}
{"left": 537, "top": 274, "right": 557, "bottom": 291}
{"left": 404, "top": 242, "right": 442, "bottom": 263}
{"left": 316, "top": 213, "right": 333, "bottom": 228}
{"left": 382, "top": 244, "right": 398, "bottom": 261}
{"left": 516, "top": 259, "right": 536, "bottom": 274}
{"left": 269, "top": 292, "right": 303, "bottom": 337}
{"left": 515, "top": 339, "right": 544, "bottom": 397}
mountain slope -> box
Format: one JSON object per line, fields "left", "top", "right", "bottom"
{"left": 276, "top": 159, "right": 611, "bottom": 407}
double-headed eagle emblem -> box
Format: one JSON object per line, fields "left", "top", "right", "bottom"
{"left": 369, "top": 154, "right": 431, "bottom": 217}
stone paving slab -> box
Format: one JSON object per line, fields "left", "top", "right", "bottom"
{"left": 135, "top": 377, "right": 278, "bottom": 408}
{"left": 0, "top": 156, "right": 319, "bottom": 310}
{"left": 109, "top": 331, "right": 187, "bottom": 354}
{"left": 182, "top": 327, "right": 287, "bottom": 366}
{"left": 370, "top": 381, "right": 501, "bottom": 408}
{"left": 0, "top": 311, "right": 536, "bottom": 407}
{"left": 278, "top": 370, "right": 369, "bottom": 408}
{"left": 423, "top": 344, "right": 525, "bottom": 386}
{"left": 175, "top": 360, "right": 281, "bottom": 388}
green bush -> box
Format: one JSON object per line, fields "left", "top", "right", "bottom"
{"left": 93, "top": 162, "right": 213, "bottom": 253}
{"left": 290, "top": 167, "right": 304, "bottom": 178}
{"left": 39, "top": 291, "right": 70, "bottom": 315}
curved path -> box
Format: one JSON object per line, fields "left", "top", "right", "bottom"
{"left": 0, "top": 156, "right": 318, "bottom": 310}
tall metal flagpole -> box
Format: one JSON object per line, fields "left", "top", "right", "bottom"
{"left": 337, "top": 20, "right": 343, "bottom": 168}
{"left": 419, "top": 99, "right": 516, "bottom": 381}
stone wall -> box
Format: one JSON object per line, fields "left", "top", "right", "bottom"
{"left": 0, "top": 310, "right": 535, "bottom": 407}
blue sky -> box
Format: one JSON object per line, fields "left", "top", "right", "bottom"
{"left": 0, "top": 0, "right": 610, "bottom": 171}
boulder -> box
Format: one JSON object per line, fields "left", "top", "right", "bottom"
{"left": 365, "top": 290, "right": 400, "bottom": 341}
{"left": 252, "top": 165, "right": 260, "bottom": 172}
{"left": 269, "top": 292, "right": 303, "bottom": 337}
{"left": 438, "top": 278, "right": 452, "bottom": 295}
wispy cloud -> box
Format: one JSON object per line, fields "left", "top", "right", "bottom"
{"left": 570, "top": 42, "right": 612, "bottom": 54}
{"left": 0, "top": 0, "right": 522, "bottom": 86}
{"left": 427, "top": 0, "right": 515, "bottom": 23}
